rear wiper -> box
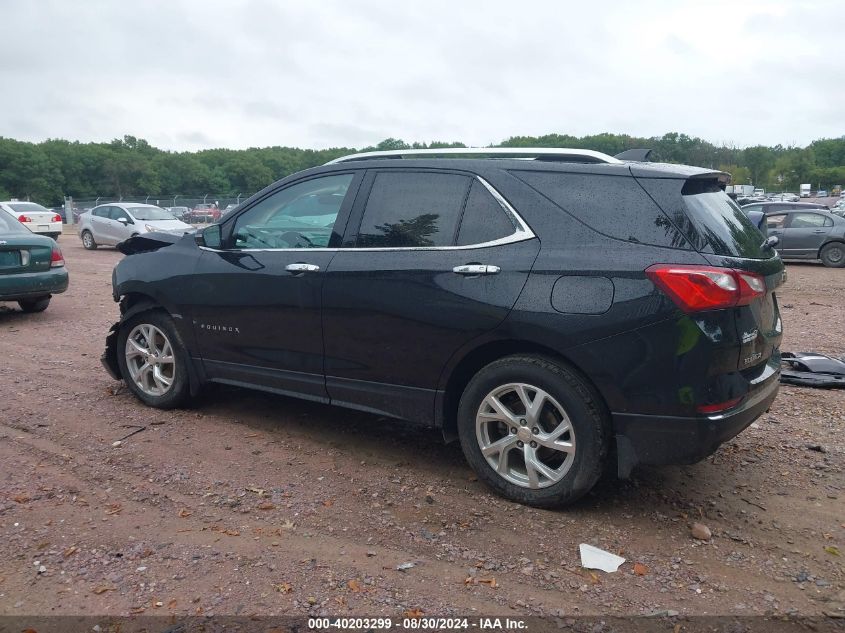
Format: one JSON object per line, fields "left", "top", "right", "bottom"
{"left": 760, "top": 235, "right": 779, "bottom": 250}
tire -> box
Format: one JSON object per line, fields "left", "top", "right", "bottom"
{"left": 820, "top": 242, "right": 845, "bottom": 268}
{"left": 18, "top": 296, "right": 51, "bottom": 313}
{"left": 81, "top": 230, "right": 97, "bottom": 250}
{"left": 117, "top": 310, "right": 191, "bottom": 409}
{"left": 457, "top": 355, "right": 609, "bottom": 508}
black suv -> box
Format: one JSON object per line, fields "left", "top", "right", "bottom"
{"left": 102, "top": 148, "right": 784, "bottom": 507}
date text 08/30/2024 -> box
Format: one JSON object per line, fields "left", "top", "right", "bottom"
{"left": 307, "top": 617, "right": 528, "bottom": 630}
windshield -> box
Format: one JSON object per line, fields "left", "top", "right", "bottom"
{"left": 0, "top": 210, "right": 30, "bottom": 234}
{"left": 8, "top": 202, "right": 49, "bottom": 214}
{"left": 682, "top": 180, "right": 770, "bottom": 259}
{"left": 128, "top": 206, "right": 177, "bottom": 221}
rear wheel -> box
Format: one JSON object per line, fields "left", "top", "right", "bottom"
{"left": 117, "top": 311, "right": 190, "bottom": 409}
{"left": 820, "top": 242, "right": 845, "bottom": 268}
{"left": 18, "top": 296, "right": 51, "bottom": 313}
{"left": 81, "top": 230, "right": 97, "bottom": 250}
{"left": 457, "top": 355, "right": 609, "bottom": 507}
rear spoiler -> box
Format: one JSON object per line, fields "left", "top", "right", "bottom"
{"left": 614, "top": 148, "right": 653, "bottom": 162}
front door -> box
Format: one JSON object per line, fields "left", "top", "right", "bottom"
{"left": 765, "top": 213, "right": 788, "bottom": 254}
{"left": 322, "top": 170, "right": 540, "bottom": 423}
{"left": 189, "top": 171, "right": 362, "bottom": 401}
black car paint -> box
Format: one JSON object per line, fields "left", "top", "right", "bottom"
{"left": 105, "top": 158, "right": 784, "bottom": 476}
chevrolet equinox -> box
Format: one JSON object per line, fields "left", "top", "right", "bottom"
{"left": 102, "top": 147, "right": 784, "bottom": 507}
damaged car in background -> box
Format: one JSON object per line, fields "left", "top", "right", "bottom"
{"left": 101, "top": 147, "right": 784, "bottom": 507}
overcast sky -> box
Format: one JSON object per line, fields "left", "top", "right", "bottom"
{"left": 1, "top": 0, "right": 842, "bottom": 151}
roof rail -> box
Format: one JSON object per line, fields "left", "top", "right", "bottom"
{"left": 325, "top": 147, "right": 622, "bottom": 165}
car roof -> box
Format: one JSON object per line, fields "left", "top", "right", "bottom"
{"left": 762, "top": 201, "right": 827, "bottom": 208}
{"left": 95, "top": 203, "right": 159, "bottom": 209}
{"left": 309, "top": 157, "right": 722, "bottom": 181}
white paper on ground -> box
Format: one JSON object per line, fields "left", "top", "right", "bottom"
{"left": 579, "top": 543, "right": 626, "bottom": 572}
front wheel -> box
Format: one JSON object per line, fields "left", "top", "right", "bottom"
{"left": 820, "top": 242, "right": 845, "bottom": 268}
{"left": 457, "top": 355, "right": 609, "bottom": 507}
{"left": 117, "top": 311, "right": 191, "bottom": 409}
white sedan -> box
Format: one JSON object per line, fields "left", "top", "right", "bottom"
{"left": 0, "top": 201, "right": 63, "bottom": 240}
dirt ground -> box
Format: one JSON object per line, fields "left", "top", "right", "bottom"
{"left": 0, "top": 237, "right": 843, "bottom": 619}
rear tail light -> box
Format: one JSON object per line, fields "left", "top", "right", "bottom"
{"left": 50, "top": 245, "right": 65, "bottom": 268}
{"left": 18, "top": 214, "right": 31, "bottom": 223}
{"left": 52, "top": 214, "right": 62, "bottom": 222}
{"left": 645, "top": 265, "right": 765, "bottom": 312}
{"left": 697, "top": 397, "right": 742, "bottom": 415}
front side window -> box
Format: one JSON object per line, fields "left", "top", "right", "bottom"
{"left": 356, "top": 172, "right": 471, "bottom": 247}
{"left": 128, "top": 206, "right": 175, "bottom": 221}
{"left": 110, "top": 207, "right": 131, "bottom": 222}
{"left": 233, "top": 173, "right": 354, "bottom": 249}
{"left": 766, "top": 214, "right": 787, "bottom": 229}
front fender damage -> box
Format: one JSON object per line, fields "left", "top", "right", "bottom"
{"left": 101, "top": 322, "right": 120, "bottom": 380}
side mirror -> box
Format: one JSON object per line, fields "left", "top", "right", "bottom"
{"left": 117, "top": 217, "right": 129, "bottom": 224}
{"left": 196, "top": 224, "right": 222, "bottom": 249}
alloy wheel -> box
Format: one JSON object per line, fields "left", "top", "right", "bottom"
{"left": 475, "top": 382, "right": 576, "bottom": 489}
{"left": 124, "top": 323, "right": 176, "bottom": 396}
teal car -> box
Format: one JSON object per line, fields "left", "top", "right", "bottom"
{"left": 0, "top": 209, "right": 68, "bottom": 312}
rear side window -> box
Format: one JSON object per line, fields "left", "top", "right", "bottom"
{"left": 680, "top": 179, "right": 769, "bottom": 259}
{"left": 456, "top": 180, "right": 516, "bottom": 246}
{"left": 356, "top": 172, "right": 470, "bottom": 247}
{"left": 790, "top": 212, "right": 832, "bottom": 228}
{"left": 512, "top": 171, "right": 689, "bottom": 249}
{"left": 94, "top": 207, "right": 110, "bottom": 218}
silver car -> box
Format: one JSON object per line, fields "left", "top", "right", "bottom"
{"left": 78, "top": 203, "right": 193, "bottom": 249}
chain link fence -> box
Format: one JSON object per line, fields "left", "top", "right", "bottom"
{"left": 64, "top": 193, "right": 258, "bottom": 224}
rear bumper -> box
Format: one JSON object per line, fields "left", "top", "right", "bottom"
{"left": 0, "top": 268, "right": 69, "bottom": 301}
{"left": 613, "top": 366, "right": 780, "bottom": 477}
{"left": 27, "top": 222, "right": 63, "bottom": 237}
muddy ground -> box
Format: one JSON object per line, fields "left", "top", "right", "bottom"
{"left": 0, "top": 237, "right": 842, "bottom": 618}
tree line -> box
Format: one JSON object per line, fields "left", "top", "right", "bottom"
{"left": 1, "top": 132, "right": 843, "bottom": 206}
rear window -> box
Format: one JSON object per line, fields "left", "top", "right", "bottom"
{"left": 680, "top": 180, "right": 769, "bottom": 259}
{"left": 8, "top": 202, "right": 49, "bottom": 213}
{"left": 0, "top": 210, "right": 29, "bottom": 234}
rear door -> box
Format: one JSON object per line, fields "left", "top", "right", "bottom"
{"left": 782, "top": 211, "right": 833, "bottom": 257}
{"left": 321, "top": 169, "right": 540, "bottom": 424}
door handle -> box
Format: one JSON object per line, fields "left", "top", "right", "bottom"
{"left": 812, "top": 229, "right": 826, "bottom": 233}
{"left": 285, "top": 263, "right": 320, "bottom": 273}
{"left": 452, "top": 264, "right": 501, "bottom": 275}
